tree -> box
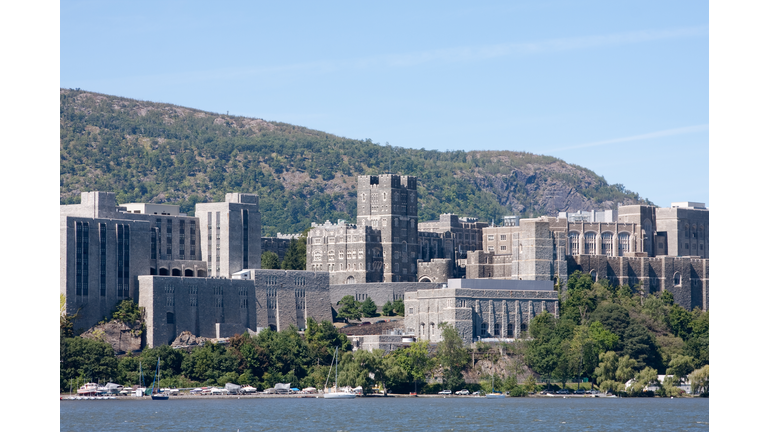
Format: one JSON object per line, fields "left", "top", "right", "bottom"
{"left": 436, "top": 323, "right": 469, "bottom": 391}
{"left": 689, "top": 365, "right": 709, "bottom": 395}
{"left": 393, "top": 298, "right": 405, "bottom": 316}
{"left": 667, "top": 354, "right": 695, "bottom": 381}
{"left": 382, "top": 301, "right": 394, "bottom": 316}
{"left": 261, "top": 251, "right": 281, "bottom": 269}
{"left": 281, "top": 238, "right": 306, "bottom": 270}
{"left": 594, "top": 351, "right": 619, "bottom": 385}
{"left": 360, "top": 298, "right": 377, "bottom": 318}
{"left": 615, "top": 355, "right": 638, "bottom": 383}
{"left": 61, "top": 337, "right": 119, "bottom": 391}
{"left": 336, "top": 295, "right": 362, "bottom": 321}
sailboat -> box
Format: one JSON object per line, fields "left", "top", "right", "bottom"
{"left": 485, "top": 373, "right": 506, "bottom": 398}
{"left": 147, "top": 357, "right": 170, "bottom": 400}
{"left": 323, "top": 347, "right": 356, "bottom": 399}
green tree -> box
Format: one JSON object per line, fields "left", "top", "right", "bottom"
{"left": 381, "top": 301, "right": 394, "bottom": 316}
{"left": 261, "top": 251, "right": 281, "bottom": 269}
{"left": 60, "top": 337, "right": 119, "bottom": 391}
{"left": 615, "top": 355, "right": 638, "bottom": 383}
{"left": 594, "top": 351, "right": 619, "bottom": 385}
{"left": 667, "top": 354, "right": 695, "bottom": 381}
{"left": 393, "top": 298, "right": 405, "bottom": 316}
{"left": 281, "top": 238, "right": 306, "bottom": 270}
{"left": 436, "top": 323, "right": 469, "bottom": 391}
{"left": 336, "top": 295, "right": 362, "bottom": 321}
{"left": 360, "top": 297, "right": 377, "bottom": 318}
{"left": 689, "top": 365, "right": 709, "bottom": 395}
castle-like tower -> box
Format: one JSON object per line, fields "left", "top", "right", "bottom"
{"left": 356, "top": 174, "right": 418, "bottom": 282}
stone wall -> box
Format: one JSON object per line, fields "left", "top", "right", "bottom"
{"left": 139, "top": 270, "right": 331, "bottom": 347}
{"left": 404, "top": 285, "right": 559, "bottom": 346}
{"left": 329, "top": 282, "right": 440, "bottom": 310}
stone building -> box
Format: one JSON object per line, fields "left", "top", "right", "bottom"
{"left": 261, "top": 233, "right": 300, "bottom": 262}
{"left": 139, "top": 270, "right": 332, "bottom": 347}
{"left": 465, "top": 202, "right": 709, "bottom": 311}
{"left": 61, "top": 191, "right": 331, "bottom": 340}
{"left": 307, "top": 174, "right": 419, "bottom": 284}
{"left": 404, "top": 279, "right": 559, "bottom": 345}
{"left": 195, "top": 193, "right": 262, "bottom": 278}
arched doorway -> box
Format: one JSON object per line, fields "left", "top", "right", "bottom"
{"left": 172, "top": 268, "right": 181, "bottom": 276}
{"left": 159, "top": 268, "right": 169, "bottom": 275}
{"left": 184, "top": 269, "right": 193, "bottom": 277}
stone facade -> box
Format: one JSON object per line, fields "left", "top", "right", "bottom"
{"left": 404, "top": 279, "right": 559, "bottom": 345}
{"left": 195, "top": 193, "right": 262, "bottom": 277}
{"left": 465, "top": 202, "right": 709, "bottom": 311}
{"left": 307, "top": 175, "right": 420, "bottom": 284}
{"left": 139, "top": 270, "right": 332, "bottom": 347}
{"left": 329, "top": 282, "right": 440, "bottom": 311}
{"left": 62, "top": 191, "right": 263, "bottom": 332}
{"left": 261, "top": 233, "right": 299, "bottom": 262}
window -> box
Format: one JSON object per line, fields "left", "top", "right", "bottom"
{"left": 488, "top": 246, "right": 494, "bottom": 252}
{"left": 601, "top": 232, "right": 613, "bottom": 256}
{"left": 500, "top": 235, "right": 507, "bottom": 241}
{"left": 500, "top": 245, "right": 507, "bottom": 251}
{"left": 618, "top": 232, "right": 630, "bottom": 256}
{"left": 569, "top": 232, "right": 580, "bottom": 255}
{"left": 488, "top": 235, "right": 495, "bottom": 241}
{"left": 584, "top": 233, "right": 597, "bottom": 255}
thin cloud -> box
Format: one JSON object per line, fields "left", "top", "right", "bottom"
{"left": 76, "top": 25, "right": 708, "bottom": 87}
{"left": 547, "top": 124, "right": 710, "bottom": 153}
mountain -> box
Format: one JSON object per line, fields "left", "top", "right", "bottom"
{"left": 60, "top": 89, "right": 651, "bottom": 236}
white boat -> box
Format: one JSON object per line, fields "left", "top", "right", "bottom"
{"left": 77, "top": 383, "right": 99, "bottom": 396}
{"left": 241, "top": 386, "right": 259, "bottom": 393}
{"left": 323, "top": 347, "right": 356, "bottom": 399}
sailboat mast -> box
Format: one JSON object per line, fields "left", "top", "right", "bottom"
{"left": 335, "top": 347, "right": 339, "bottom": 392}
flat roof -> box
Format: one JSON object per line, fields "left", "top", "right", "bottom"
{"left": 447, "top": 278, "right": 554, "bottom": 291}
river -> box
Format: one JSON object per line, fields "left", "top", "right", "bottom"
{"left": 60, "top": 396, "right": 708, "bottom": 431}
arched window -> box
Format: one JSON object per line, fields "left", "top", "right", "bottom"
{"left": 601, "top": 232, "right": 613, "bottom": 256}
{"left": 481, "top": 322, "right": 488, "bottom": 336}
{"left": 184, "top": 269, "right": 193, "bottom": 277}
{"left": 493, "top": 323, "right": 500, "bottom": 336}
{"left": 150, "top": 267, "right": 157, "bottom": 275}
{"left": 172, "top": 268, "right": 181, "bottom": 276}
{"left": 159, "top": 268, "right": 169, "bottom": 275}
{"left": 569, "top": 232, "right": 580, "bottom": 255}
{"left": 346, "top": 275, "right": 356, "bottom": 284}
{"left": 313, "top": 251, "right": 322, "bottom": 262}
{"left": 673, "top": 272, "right": 681, "bottom": 286}
{"left": 584, "top": 233, "right": 597, "bottom": 255}
{"left": 197, "top": 269, "right": 206, "bottom": 277}
{"left": 590, "top": 269, "right": 597, "bottom": 281}
{"left": 618, "top": 232, "right": 630, "bottom": 256}
{"left": 328, "top": 250, "right": 334, "bottom": 260}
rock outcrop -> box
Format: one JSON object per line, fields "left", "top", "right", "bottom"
{"left": 81, "top": 320, "right": 143, "bottom": 354}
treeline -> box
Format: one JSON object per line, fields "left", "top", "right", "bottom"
{"left": 60, "top": 89, "right": 649, "bottom": 236}
{"left": 526, "top": 271, "right": 709, "bottom": 395}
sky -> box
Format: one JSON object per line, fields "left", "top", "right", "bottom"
{"left": 60, "top": 0, "right": 708, "bottom": 207}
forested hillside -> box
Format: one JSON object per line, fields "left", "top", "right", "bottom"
{"left": 60, "top": 89, "right": 650, "bottom": 235}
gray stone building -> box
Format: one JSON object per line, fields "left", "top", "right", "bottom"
{"left": 307, "top": 174, "right": 420, "bottom": 284}
{"left": 195, "top": 193, "right": 262, "bottom": 277}
{"left": 404, "top": 279, "right": 559, "bottom": 345}
{"left": 465, "top": 202, "right": 709, "bottom": 311}
{"left": 61, "top": 191, "right": 332, "bottom": 341}
{"left": 139, "top": 270, "right": 332, "bottom": 347}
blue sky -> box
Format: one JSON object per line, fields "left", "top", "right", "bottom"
{"left": 60, "top": 0, "right": 708, "bottom": 207}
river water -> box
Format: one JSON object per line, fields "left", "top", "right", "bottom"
{"left": 60, "top": 396, "right": 708, "bottom": 431}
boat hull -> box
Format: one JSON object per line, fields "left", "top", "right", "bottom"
{"left": 485, "top": 393, "right": 506, "bottom": 398}
{"left": 151, "top": 394, "right": 170, "bottom": 400}
{"left": 323, "top": 392, "right": 356, "bottom": 399}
